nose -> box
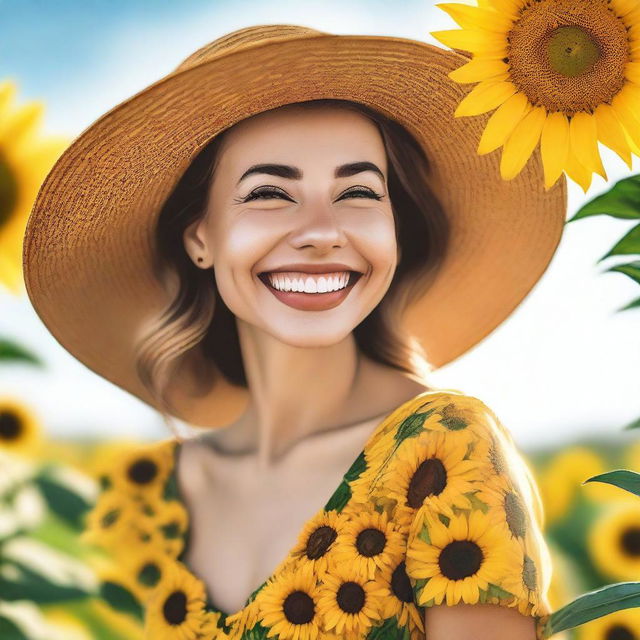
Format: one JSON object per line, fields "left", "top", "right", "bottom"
{"left": 289, "top": 199, "right": 348, "bottom": 250}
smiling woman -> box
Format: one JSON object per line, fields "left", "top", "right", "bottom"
{"left": 22, "top": 23, "right": 568, "bottom": 640}
{"left": 136, "top": 99, "right": 450, "bottom": 426}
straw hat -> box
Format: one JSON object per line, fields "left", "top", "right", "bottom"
{"left": 22, "top": 24, "right": 566, "bottom": 428}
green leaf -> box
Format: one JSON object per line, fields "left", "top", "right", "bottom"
{"left": 606, "top": 260, "right": 640, "bottom": 285}
{"left": 0, "top": 559, "right": 91, "bottom": 604}
{"left": 568, "top": 175, "right": 640, "bottom": 222}
{"left": 0, "top": 616, "right": 29, "bottom": 640}
{"left": 367, "top": 616, "right": 403, "bottom": 639}
{"left": 0, "top": 339, "right": 44, "bottom": 365}
{"left": 33, "top": 473, "right": 92, "bottom": 530}
{"left": 344, "top": 451, "right": 367, "bottom": 483}
{"left": 582, "top": 469, "right": 640, "bottom": 498}
{"left": 622, "top": 415, "right": 640, "bottom": 430}
{"left": 598, "top": 223, "right": 640, "bottom": 262}
{"left": 324, "top": 481, "right": 352, "bottom": 512}
{"left": 546, "top": 582, "right": 640, "bottom": 636}
{"left": 617, "top": 295, "right": 640, "bottom": 312}
{"left": 99, "top": 581, "right": 143, "bottom": 622}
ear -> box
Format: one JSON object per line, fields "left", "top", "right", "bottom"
{"left": 183, "top": 217, "right": 213, "bottom": 268}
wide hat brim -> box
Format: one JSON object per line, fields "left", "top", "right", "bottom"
{"left": 23, "top": 25, "right": 567, "bottom": 428}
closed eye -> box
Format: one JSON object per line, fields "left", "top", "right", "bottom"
{"left": 235, "top": 185, "right": 385, "bottom": 204}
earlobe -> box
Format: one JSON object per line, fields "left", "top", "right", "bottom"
{"left": 183, "top": 218, "right": 211, "bottom": 268}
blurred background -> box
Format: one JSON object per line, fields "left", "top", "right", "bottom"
{"left": 0, "top": 1, "right": 638, "bottom": 639}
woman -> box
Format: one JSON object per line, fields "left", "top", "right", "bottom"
{"left": 23, "top": 25, "right": 567, "bottom": 640}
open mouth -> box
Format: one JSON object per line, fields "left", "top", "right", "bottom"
{"left": 257, "top": 270, "right": 363, "bottom": 294}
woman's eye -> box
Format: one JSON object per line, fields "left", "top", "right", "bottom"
{"left": 341, "top": 189, "right": 382, "bottom": 200}
{"left": 241, "top": 187, "right": 383, "bottom": 202}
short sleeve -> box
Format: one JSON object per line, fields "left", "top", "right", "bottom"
{"left": 403, "top": 393, "right": 553, "bottom": 640}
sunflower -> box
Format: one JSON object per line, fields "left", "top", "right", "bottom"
{"left": 431, "top": 0, "right": 640, "bottom": 193}
{"left": 254, "top": 561, "right": 325, "bottom": 640}
{"left": 315, "top": 559, "right": 387, "bottom": 637}
{"left": 405, "top": 505, "right": 529, "bottom": 612}
{"left": 82, "top": 488, "right": 142, "bottom": 548}
{"left": 0, "top": 396, "right": 42, "bottom": 455}
{"left": 577, "top": 605, "right": 640, "bottom": 640}
{"left": 288, "top": 508, "right": 344, "bottom": 577}
{"left": 0, "top": 80, "right": 68, "bottom": 293}
{"left": 144, "top": 561, "right": 209, "bottom": 640}
{"left": 123, "top": 546, "right": 172, "bottom": 605}
{"left": 360, "top": 429, "right": 487, "bottom": 531}
{"left": 376, "top": 558, "right": 425, "bottom": 640}
{"left": 587, "top": 500, "right": 640, "bottom": 582}
{"left": 110, "top": 440, "right": 175, "bottom": 499}
{"left": 152, "top": 498, "right": 189, "bottom": 558}
{"left": 330, "top": 506, "right": 406, "bottom": 581}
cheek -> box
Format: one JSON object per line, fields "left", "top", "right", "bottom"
{"left": 351, "top": 213, "right": 398, "bottom": 269}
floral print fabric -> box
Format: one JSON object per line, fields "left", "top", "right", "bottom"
{"left": 84, "top": 389, "right": 552, "bottom": 639}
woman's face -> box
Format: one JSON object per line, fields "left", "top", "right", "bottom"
{"left": 183, "top": 105, "right": 398, "bottom": 347}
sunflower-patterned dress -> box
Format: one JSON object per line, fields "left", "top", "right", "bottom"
{"left": 84, "top": 389, "right": 554, "bottom": 640}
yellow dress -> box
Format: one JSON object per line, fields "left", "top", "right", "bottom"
{"left": 85, "top": 389, "right": 553, "bottom": 640}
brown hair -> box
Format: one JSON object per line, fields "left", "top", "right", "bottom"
{"left": 134, "top": 99, "right": 450, "bottom": 432}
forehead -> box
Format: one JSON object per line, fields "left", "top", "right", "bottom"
{"left": 217, "top": 105, "right": 386, "bottom": 166}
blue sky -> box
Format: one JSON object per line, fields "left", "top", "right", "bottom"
{"left": 1, "top": 0, "right": 638, "bottom": 451}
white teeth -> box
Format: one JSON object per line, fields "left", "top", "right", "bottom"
{"left": 267, "top": 271, "right": 351, "bottom": 293}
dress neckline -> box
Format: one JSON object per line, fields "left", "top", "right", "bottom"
{"left": 168, "top": 388, "right": 442, "bottom": 622}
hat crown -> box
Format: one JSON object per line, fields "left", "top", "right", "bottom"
{"left": 175, "top": 24, "right": 327, "bottom": 72}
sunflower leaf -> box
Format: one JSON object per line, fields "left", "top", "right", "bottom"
{"left": 606, "top": 260, "right": 640, "bottom": 284}
{"left": 99, "top": 580, "right": 143, "bottom": 622}
{"left": 32, "top": 472, "right": 93, "bottom": 530}
{"left": 617, "top": 295, "right": 640, "bottom": 312}
{"left": 0, "top": 339, "right": 43, "bottom": 366}
{"left": 324, "top": 480, "right": 352, "bottom": 512}
{"left": 0, "top": 616, "right": 29, "bottom": 640}
{"left": 567, "top": 175, "right": 640, "bottom": 222}
{"left": 582, "top": 469, "right": 640, "bottom": 498}
{"left": 622, "top": 415, "right": 640, "bottom": 430}
{"left": 598, "top": 223, "right": 640, "bottom": 261}
{"left": 546, "top": 582, "right": 640, "bottom": 635}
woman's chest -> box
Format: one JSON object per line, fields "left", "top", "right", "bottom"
{"left": 176, "top": 428, "right": 375, "bottom": 616}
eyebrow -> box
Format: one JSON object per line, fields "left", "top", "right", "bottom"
{"left": 236, "top": 161, "right": 385, "bottom": 185}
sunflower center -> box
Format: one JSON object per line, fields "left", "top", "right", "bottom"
{"left": 606, "top": 623, "right": 635, "bottom": 640}
{"left": 621, "top": 526, "right": 640, "bottom": 556}
{"left": 356, "top": 528, "right": 386, "bottom": 557}
{"left": 391, "top": 561, "right": 414, "bottom": 604}
{"left": 504, "top": 491, "right": 527, "bottom": 539}
{"left": 523, "top": 555, "right": 538, "bottom": 592}
{"left": 161, "top": 521, "right": 181, "bottom": 539}
{"left": 0, "top": 410, "right": 22, "bottom": 440}
{"left": 127, "top": 458, "right": 158, "bottom": 484}
{"left": 407, "top": 458, "right": 447, "bottom": 508}
{"left": 0, "top": 154, "right": 18, "bottom": 230}
{"left": 283, "top": 590, "right": 315, "bottom": 625}
{"left": 336, "top": 581, "right": 365, "bottom": 614}
{"left": 101, "top": 508, "right": 120, "bottom": 529}
{"left": 138, "top": 562, "right": 162, "bottom": 587}
{"left": 548, "top": 26, "right": 600, "bottom": 77}
{"left": 507, "top": 0, "right": 629, "bottom": 115}
{"left": 163, "top": 590, "right": 188, "bottom": 625}
{"left": 439, "top": 540, "right": 484, "bottom": 580}
{"left": 306, "top": 525, "right": 337, "bottom": 559}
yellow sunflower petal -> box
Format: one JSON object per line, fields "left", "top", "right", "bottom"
{"left": 477, "top": 91, "right": 531, "bottom": 154}
{"left": 625, "top": 62, "right": 640, "bottom": 85}
{"left": 435, "top": 3, "right": 515, "bottom": 32}
{"left": 454, "top": 79, "right": 517, "bottom": 117}
{"left": 594, "top": 102, "right": 633, "bottom": 169}
{"left": 611, "top": 0, "right": 640, "bottom": 18}
{"left": 611, "top": 85, "right": 640, "bottom": 150}
{"left": 499, "top": 105, "right": 547, "bottom": 180}
{"left": 482, "top": 0, "right": 522, "bottom": 16}
{"left": 564, "top": 146, "right": 593, "bottom": 194}
{"left": 430, "top": 29, "right": 508, "bottom": 56}
{"left": 448, "top": 57, "right": 510, "bottom": 84}
{"left": 540, "top": 111, "right": 569, "bottom": 191}
{"left": 0, "top": 80, "right": 17, "bottom": 112}
{"left": 0, "top": 101, "right": 45, "bottom": 146}
{"left": 569, "top": 112, "right": 607, "bottom": 180}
